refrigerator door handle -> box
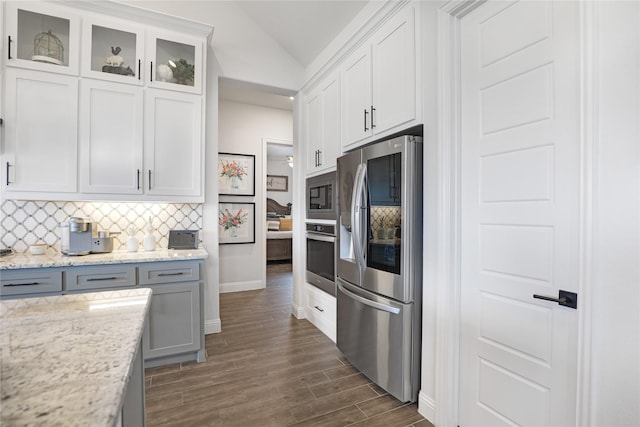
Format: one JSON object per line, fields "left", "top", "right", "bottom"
{"left": 351, "top": 163, "right": 367, "bottom": 271}
{"left": 338, "top": 280, "right": 401, "bottom": 314}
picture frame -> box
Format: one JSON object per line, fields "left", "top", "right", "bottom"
{"left": 266, "top": 175, "right": 288, "bottom": 192}
{"left": 218, "top": 202, "right": 255, "bottom": 244}
{"left": 218, "top": 153, "right": 255, "bottom": 196}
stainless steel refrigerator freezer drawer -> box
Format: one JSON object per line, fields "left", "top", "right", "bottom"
{"left": 336, "top": 278, "right": 417, "bottom": 402}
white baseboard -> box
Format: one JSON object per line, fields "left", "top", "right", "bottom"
{"left": 205, "top": 318, "right": 221, "bottom": 334}
{"left": 418, "top": 390, "right": 436, "bottom": 425}
{"left": 219, "top": 279, "right": 264, "bottom": 293}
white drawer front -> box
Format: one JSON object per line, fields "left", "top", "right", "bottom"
{"left": 306, "top": 283, "right": 336, "bottom": 342}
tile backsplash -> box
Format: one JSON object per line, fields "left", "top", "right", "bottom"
{"left": 0, "top": 200, "right": 203, "bottom": 253}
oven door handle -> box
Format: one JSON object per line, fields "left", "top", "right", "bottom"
{"left": 305, "top": 232, "right": 336, "bottom": 243}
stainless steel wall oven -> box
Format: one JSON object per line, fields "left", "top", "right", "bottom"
{"left": 305, "top": 223, "right": 336, "bottom": 296}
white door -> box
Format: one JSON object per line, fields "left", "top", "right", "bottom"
{"left": 341, "top": 43, "right": 372, "bottom": 147}
{"left": 459, "top": 1, "right": 580, "bottom": 426}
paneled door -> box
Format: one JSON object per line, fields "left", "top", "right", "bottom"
{"left": 458, "top": 1, "right": 580, "bottom": 426}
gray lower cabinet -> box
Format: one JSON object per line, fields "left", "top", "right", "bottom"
{"left": 139, "top": 261, "right": 204, "bottom": 366}
{"left": 0, "top": 258, "right": 205, "bottom": 367}
{"left": 0, "top": 268, "right": 63, "bottom": 297}
{"left": 65, "top": 264, "right": 137, "bottom": 292}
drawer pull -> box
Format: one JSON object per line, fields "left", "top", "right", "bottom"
{"left": 158, "top": 272, "right": 185, "bottom": 277}
{"left": 314, "top": 305, "right": 324, "bottom": 313}
{"left": 4, "top": 282, "right": 40, "bottom": 287}
{"left": 87, "top": 277, "right": 118, "bottom": 281}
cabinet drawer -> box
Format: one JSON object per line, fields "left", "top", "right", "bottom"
{"left": 306, "top": 283, "right": 336, "bottom": 342}
{"left": 1, "top": 269, "right": 63, "bottom": 296}
{"left": 65, "top": 265, "right": 137, "bottom": 291}
{"left": 139, "top": 261, "right": 200, "bottom": 285}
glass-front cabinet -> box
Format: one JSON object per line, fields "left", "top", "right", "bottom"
{"left": 5, "top": 2, "right": 80, "bottom": 75}
{"left": 147, "top": 31, "right": 203, "bottom": 94}
{"left": 81, "top": 17, "right": 144, "bottom": 84}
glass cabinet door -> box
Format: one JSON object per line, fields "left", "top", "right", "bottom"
{"left": 81, "top": 17, "right": 144, "bottom": 84}
{"left": 5, "top": 2, "right": 80, "bottom": 75}
{"left": 147, "top": 31, "right": 203, "bottom": 94}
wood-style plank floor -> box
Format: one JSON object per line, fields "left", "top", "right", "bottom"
{"left": 144, "top": 262, "right": 432, "bottom": 427}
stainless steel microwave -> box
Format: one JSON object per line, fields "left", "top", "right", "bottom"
{"left": 306, "top": 171, "right": 337, "bottom": 220}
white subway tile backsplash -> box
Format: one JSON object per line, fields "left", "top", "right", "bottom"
{"left": 0, "top": 200, "right": 203, "bottom": 253}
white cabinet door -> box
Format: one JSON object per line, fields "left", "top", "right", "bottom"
{"left": 79, "top": 79, "right": 143, "bottom": 194}
{"left": 306, "top": 90, "right": 323, "bottom": 172}
{"left": 80, "top": 16, "right": 144, "bottom": 84}
{"left": 146, "top": 30, "right": 204, "bottom": 94}
{"left": 372, "top": 5, "right": 416, "bottom": 135}
{"left": 3, "top": 69, "right": 78, "bottom": 193}
{"left": 306, "top": 72, "right": 341, "bottom": 175}
{"left": 341, "top": 43, "right": 372, "bottom": 147}
{"left": 5, "top": 2, "right": 80, "bottom": 75}
{"left": 144, "top": 89, "right": 202, "bottom": 199}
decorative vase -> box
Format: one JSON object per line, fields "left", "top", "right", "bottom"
{"left": 144, "top": 217, "right": 156, "bottom": 251}
{"left": 126, "top": 226, "right": 139, "bottom": 252}
{"left": 230, "top": 227, "right": 239, "bottom": 238}
{"left": 231, "top": 176, "right": 240, "bottom": 189}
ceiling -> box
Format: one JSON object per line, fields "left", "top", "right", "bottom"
{"left": 235, "top": 1, "right": 368, "bottom": 69}
{"left": 219, "top": 0, "right": 368, "bottom": 110}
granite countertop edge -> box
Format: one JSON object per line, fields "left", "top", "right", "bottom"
{"left": 0, "top": 288, "right": 153, "bottom": 426}
{"left": 0, "top": 248, "right": 209, "bottom": 270}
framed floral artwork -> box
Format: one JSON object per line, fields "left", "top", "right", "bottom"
{"left": 218, "top": 202, "right": 255, "bottom": 244}
{"left": 218, "top": 153, "right": 255, "bottom": 196}
{"left": 266, "top": 175, "right": 288, "bottom": 192}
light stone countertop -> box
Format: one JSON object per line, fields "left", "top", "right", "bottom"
{"left": 0, "top": 288, "right": 152, "bottom": 426}
{"left": 0, "top": 248, "right": 209, "bottom": 270}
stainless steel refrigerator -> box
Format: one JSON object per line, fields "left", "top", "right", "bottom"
{"left": 336, "top": 135, "right": 422, "bottom": 403}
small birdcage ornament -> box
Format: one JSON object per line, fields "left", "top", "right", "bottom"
{"left": 32, "top": 30, "right": 64, "bottom": 65}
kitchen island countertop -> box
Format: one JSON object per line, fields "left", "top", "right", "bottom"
{"left": 0, "top": 288, "right": 152, "bottom": 426}
{"left": 0, "top": 248, "right": 209, "bottom": 270}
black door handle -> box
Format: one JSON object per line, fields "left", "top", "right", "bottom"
{"left": 371, "top": 105, "right": 376, "bottom": 128}
{"left": 533, "top": 290, "right": 577, "bottom": 309}
{"left": 7, "top": 36, "right": 12, "bottom": 60}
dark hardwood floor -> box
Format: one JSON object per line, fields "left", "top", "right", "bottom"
{"left": 144, "top": 262, "right": 432, "bottom": 427}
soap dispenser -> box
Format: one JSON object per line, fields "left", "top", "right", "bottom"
{"left": 143, "top": 217, "right": 156, "bottom": 252}
{"left": 126, "top": 226, "right": 139, "bottom": 253}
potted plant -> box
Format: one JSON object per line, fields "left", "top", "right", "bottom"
{"left": 170, "top": 58, "right": 194, "bottom": 85}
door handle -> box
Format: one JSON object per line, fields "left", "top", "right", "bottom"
{"left": 370, "top": 105, "right": 376, "bottom": 128}
{"left": 363, "top": 109, "right": 369, "bottom": 132}
{"left": 533, "top": 290, "right": 577, "bottom": 309}
{"left": 7, "top": 36, "right": 12, "bottom": 60}
{"left": 338, "top": 281, "right": 400, "bottom": 314}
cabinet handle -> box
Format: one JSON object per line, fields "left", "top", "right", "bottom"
{"left": 371, "top": 106, "right": 376, "bottom": 129}
{"left": 158, "top": 272, "right": 185, "bottom": 277}
{"left": 87, "top": 277, "right": 118, "bottom": 281}
{"left": 4, "top": 282, "right": 40, "bottom": 287}
{"left": 314, "top": 305, "right": 324, "bottom": 312}
{"left": 5, "top": 162, "right": 11, "bottom": 185}
{"left": 138, "top": 59, "right": 141, "bottom": 81}
{"left": 148, "top": 170, "right": 152, "bottom": 190}
{"left": 364, "top": 109, "right": 369, "bottom": 132}
{"left": 150, "top": 61, "right": 153, "bottom": 82}
{"left": 317, "top": 149, "right": 322, "bottom": 166}
{"left": 7, "top": 36, "right": 12, "bottom": 60}
{"left": 136, "top": 169, "right": 140, "bottom": 190}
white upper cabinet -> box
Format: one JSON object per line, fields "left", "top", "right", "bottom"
{"left": 341, "top": 5, "right": 418, "bottom": 150}
{"left": 79, "top": 79, "right": 144, "bottom": 195}
{"left": 80, "top": 16, "right": 144, "bottom": 84}
{"left": 4, "top": 2, "right": 80, "bottom": 75}
{"left": 147, "top": 31, "right": 204, "bottom": 95}
{"left": 3, "top": 68, "right": 78, "bottom": 193}
{"left": 144, "top": 89, "right": 203, "bottom": 198}
{"left": 305, "top": 71, "right": 341, "bottom": 175}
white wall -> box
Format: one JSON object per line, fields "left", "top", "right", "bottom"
{"left": 218, "top": 100, "right": 293, "bottom": 293}
{"left": 266, "top": 158, "right": 293, "bottom": 207}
